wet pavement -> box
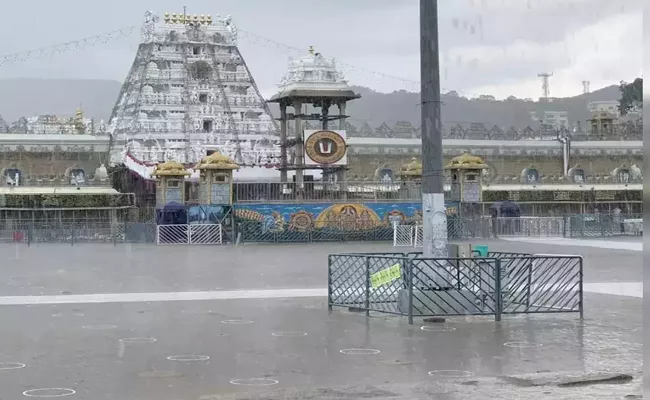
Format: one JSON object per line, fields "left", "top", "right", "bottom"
{"left": 0, "top": 241, "right": 642, "bottom": 399}
{"left": 0, "top": 239, "right": 641, "bottom": 296}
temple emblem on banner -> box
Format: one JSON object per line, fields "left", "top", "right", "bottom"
{"left": 304, "top": 130, "right": 347, "bottom": 166}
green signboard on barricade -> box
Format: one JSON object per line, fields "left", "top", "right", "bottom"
{"left": 473, "top": 245, "right": 488, "bottom": 257}
{"left": 370, "top": 263, "right": 402, "bottom": 288}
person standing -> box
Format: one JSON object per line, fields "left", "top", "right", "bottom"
{"left": 613, "top": 206, "right": 623, "bottom": 234}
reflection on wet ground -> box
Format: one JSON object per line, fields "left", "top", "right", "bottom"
{"left": 0, "top": 242, "right": 642, "bottom": 399}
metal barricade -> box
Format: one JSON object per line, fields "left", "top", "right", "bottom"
{"left": 156, "top": 224, "right": 223, "bottom": 245}
{"left": 392, "top": 223, "right": 422, "bottom": 247}
{"left": 393, "top": 224, "right": 415, "bottom": 247}
{"left": 501, "top": 255, "right": 583, "bottom": 317}
{"left": 409, "top": 257, "right": 501, "bottom": 322}
{"left": 189, "top": 224, "right": 222, "bottom": 245}
{"left": 494, "top": 217, "right": 565, "bottom": 237}
{"left": 328, "top": 253, "right": 409, "bottom": 316}
{"left": 414, "top": 225, "right": 423, "bottom": 247}
{"left": 157, "top": 224, "right": 189, "bottom": 245}
{"left": 327, "top": 252, "right": 583, "bottom": 324}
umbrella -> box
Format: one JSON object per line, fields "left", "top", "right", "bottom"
{"left": 157, "top": 201, "right": 187, "bottom": 225}
{"left": 490, "top": 201, "right": 520, "bottom": 218}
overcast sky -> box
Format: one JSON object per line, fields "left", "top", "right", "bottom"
{"left": 0, "top": 0, "right": 642, "bottom": 99}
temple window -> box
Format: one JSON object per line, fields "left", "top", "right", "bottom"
{"left": 213, "top": 175, "right": 228, "bottom": 183}
{"left": 203, "top": 120, "right": 213, "bottom": 132}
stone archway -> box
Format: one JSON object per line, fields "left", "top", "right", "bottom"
{"left": 374, "top": 164, "right": 394, "bottom": 183}
{"left": 520, "top": 165, "right": 539, "bottom": 184}
{"left": 1, "top": 166, "right": 22, "bottom": 186}
{"left": 612, "top": 165, "right": 630, "bottom": 184}
{"left": 568, "top": 165, "right": 586, "bottom": 184}
{"left": 65, "top": 166, "right": 86, "bottom": 185}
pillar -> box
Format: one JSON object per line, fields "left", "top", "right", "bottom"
{"left": 321, "top": 100, "right": 331, "bottom": 183}
{"left": 279, "top": 103, "right": 288, "bottom": 183}
{"left": 420, "top": 0, "right": 449, "bottom": 287}
{"left": 337, "top": 101, "right": 347, "bottom": 198}
{"left": 293, "top": 101, "right": 303, "bottom": 191}
{"left": 322, "top": 100, "right": 330, "bottom": 130}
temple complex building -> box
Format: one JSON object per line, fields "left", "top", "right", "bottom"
{"left": 108, "top": 11, "right": 277, "bottom": 167}
{"left": 0, "top": 108, "right": 106, "bottom": 135}
{"left": 0, "top": 133, "right": 640, "bottom": 187}
{"left": 0, "top": 10, "right": 642, "bottom": 219}
{"left": 345, "top": 137, "right": 642, "bottom": 184}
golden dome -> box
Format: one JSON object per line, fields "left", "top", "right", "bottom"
{"left": 194, "top": 151, "right": 239, "bottom": 170}
{"left": 445, "top": 152, "right": 488, "bottom": 170}
{"left": 398, "top": 157, "right": 423, "bottom": 176}
{"left": 151, "top": 161, "right": 190, "bottom": 176}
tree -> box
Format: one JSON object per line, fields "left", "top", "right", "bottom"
{"left": 478, "top": 94, "right": 496, "bottom": 101}
{"left": 9, "top": 117, "right": 28, "bottom": 134}
{"left": 618, "top": 78, "right": 643, "bottom": 116}
{"left": 0, "top": 115, "right": 8, "bottom": 132}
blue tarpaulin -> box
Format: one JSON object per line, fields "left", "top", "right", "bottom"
{"left": 156, "top": 201, "right": 187, "bottom": 225}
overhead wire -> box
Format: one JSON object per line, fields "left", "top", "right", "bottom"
{"left": 0, "top": 23, "right": 482, "bottom": 96}
{"left": 0, "top": 26, "right": 135, "bottom": 68}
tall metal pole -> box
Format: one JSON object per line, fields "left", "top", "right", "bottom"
{"left": 420, "top": 0, "right": 449, "bottom": 282}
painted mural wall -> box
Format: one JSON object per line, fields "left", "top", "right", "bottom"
{"left": 234, "top": 202, "right": 458, "bottom": 232}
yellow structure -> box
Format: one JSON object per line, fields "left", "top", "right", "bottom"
{"left": 151, "top": 161, "right": 190, "bottom": 207}
{"left": 398, "top": 158, "right": 423, "bottom": 181}
{"left": 588, "top": 110, "right": 616, "bottom": 137}
{"left": 445, "top": 153, "right": 488, "bottom": 202}
{"left": 396, "top": 158, "right": 423, "bottom": 200}
{"left": 164, "top": 12, "right": 212, "bottom": 25}
{"left": 194, "top": 151, "right": 238, "bottom": 205}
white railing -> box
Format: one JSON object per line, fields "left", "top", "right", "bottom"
{"left": 156, "top": 224, "right": 222, "bottom": 245}
{"left": 493, "top": 216, "right": 566, "bottom": 237}
{"left": 393, "top": 223, "right": 422, "bottom": 247}
{"left": 623, "top": 218, "right": 643, "bottom": 235}
{"left": 189, "top": 224, "right": 222, "bottom": 244}
{"left": 157, "top": 224, "right": 188, "bottom": 245}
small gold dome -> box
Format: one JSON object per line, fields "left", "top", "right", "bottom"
{"left": 151, "top": 161, "right": 190, "bottom": 176}
{"left": 445, "top": 153, "right": 488, "bottom": 170}
{"left": 398, "top": 157, "right": 423, "bottom": 176}
{"left": 194, "top": 151, "right": 239, "bottom": 170}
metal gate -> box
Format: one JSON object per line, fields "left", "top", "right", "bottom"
{"left": 189, "top": 224, "right": 222, "bottom": 244}
{"left": 156, "top": 224, "right": 222, "bottom": 245}
{"left": 393, "top": 223, "right": 422, "bottom": 247}
{"left": 328, "top": 253, "right": 584, "bottom": 324}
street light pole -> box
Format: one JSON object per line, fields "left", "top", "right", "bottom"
{"left": 420, "top": 0, "right": 449, "bottom": 274}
